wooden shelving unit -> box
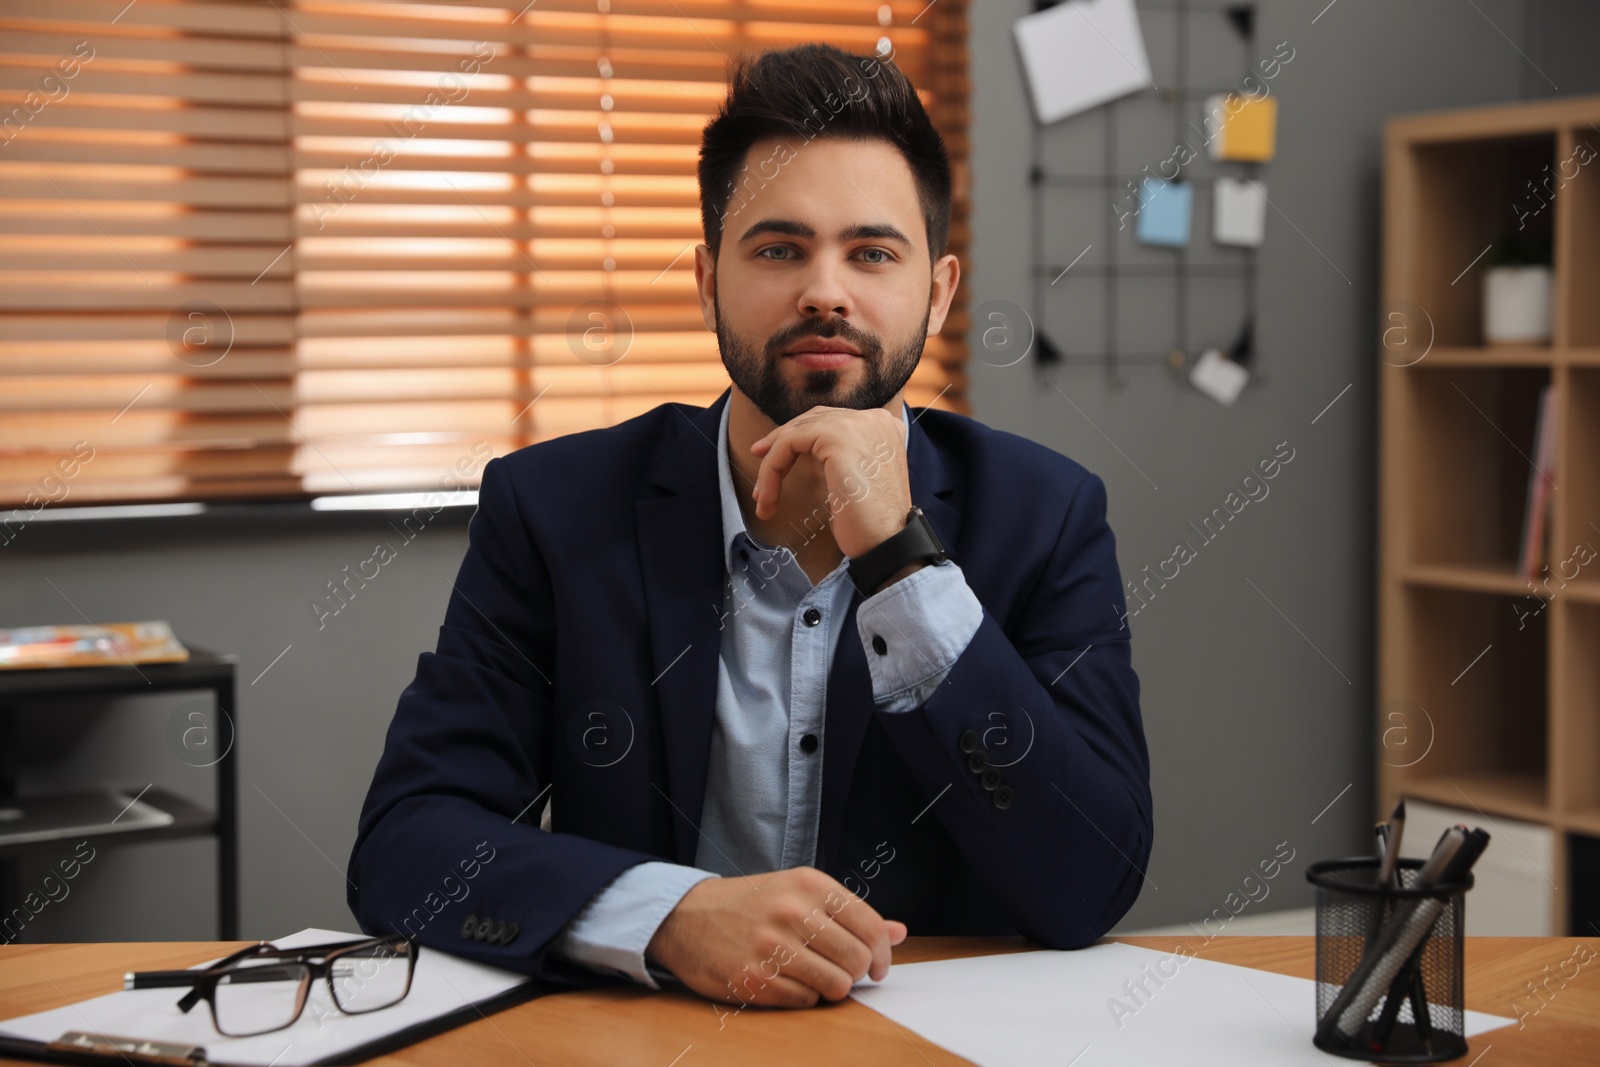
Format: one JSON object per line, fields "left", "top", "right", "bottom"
{"left": 1379, "top": 95, "right": 1600, "bottom": 934}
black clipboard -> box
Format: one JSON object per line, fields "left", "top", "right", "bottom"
{"left": 0, "top": 977, "right": 558, "bottom": 1066}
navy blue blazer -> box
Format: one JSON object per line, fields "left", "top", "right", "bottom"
{"left": 348, "top": 386, "right": 1151, "bottom": 988}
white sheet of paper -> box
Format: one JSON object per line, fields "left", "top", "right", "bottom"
{"left": 0, "top": 928, "right": 536, "bottom": 1067}
{"left": 1189, "top": 347, "right": 1250, "bottom": 405}
{"left": 1214, "top": 177, "right": 1267, "bottom": 246}
{"left": 1014, "top": 0, "right": 1153, "bottom": 125}
{"left": 849, "top": 942, "right": 1514, "bottom": 1067}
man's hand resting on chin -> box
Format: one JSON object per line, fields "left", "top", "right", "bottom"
{"left": 644, "top": 866, "right": 908, "bottom": 1007}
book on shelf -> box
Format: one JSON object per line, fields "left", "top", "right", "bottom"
{"left": 1517, "top": 384, "right": 1557, "bottom": 582}
{"left": 0, "top": 621, "right": 189, "bottom": 670}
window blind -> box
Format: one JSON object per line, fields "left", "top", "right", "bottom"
{"left": 0, "top": 0, "right": 970, "bottom": 509}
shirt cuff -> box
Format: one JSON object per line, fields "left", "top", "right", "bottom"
{"left": 549, "top": 861, "right": 719, "bottom": 990}
{"left": 855, "top": 558, "right": 983, "bottom": 713}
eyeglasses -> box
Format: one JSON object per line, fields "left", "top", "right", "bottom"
{"left": 124, "top": 935, "right": 416, "bottom": 1037}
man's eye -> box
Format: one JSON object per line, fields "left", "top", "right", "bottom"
{"left": 859, "top": 248, "right": 892, "bottom": 264}
{"left": 757, "top": 246, "right": 795, "bottom": 260}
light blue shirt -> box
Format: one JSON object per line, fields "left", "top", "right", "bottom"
{"left": 549, "top": 396, "right": 984, "bottom": 987}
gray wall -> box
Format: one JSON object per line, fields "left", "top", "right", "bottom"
{"left": 1522, "top": 0, "right": 1600, "bottom": 99}
{"left": 0, "top": 0, "right": 1575, "bottom": 942}
{"left": 967, "top": 0, "right": 1541, "bottom": 930}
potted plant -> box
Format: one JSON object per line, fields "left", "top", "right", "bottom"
{"left": 1482, "top": 231, "right": 1553, "bottom": 344}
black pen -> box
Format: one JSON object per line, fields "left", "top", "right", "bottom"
{"left": 1377, "top": 798, "right": 1405, "bottom": 888}
{"left": 1370, "top": 827, "right": 1489, "bottom": 1053}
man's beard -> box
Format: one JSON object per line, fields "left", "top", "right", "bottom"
{"left": 714, "top": 290, "right": 929, "bottom": 428}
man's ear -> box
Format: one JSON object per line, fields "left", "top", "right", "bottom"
{"left": 694, "top": 243, "right": 717, "bottom": 332}
{"left": 925, "top": 252, "right": 961, "bottom": 337}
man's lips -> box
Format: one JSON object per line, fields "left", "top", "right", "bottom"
{"left": 785, "top": 350, "right": 860, "bottom": 368}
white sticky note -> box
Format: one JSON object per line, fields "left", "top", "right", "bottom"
{"left": 1190, "top": 348, "right": 1249, "bottom": 405}
{"left": 1214, "top": 177, "right": 1267, "bottom": 246}
{"left": 1014, "top": 0, "right": 1153, "bottom": 125}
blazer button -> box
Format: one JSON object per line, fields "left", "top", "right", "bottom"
{"left": 500, "top": 921, "right": 520, "bottom": 945}
{"left": 489, "top": 919, "right": 507, "bottom": 944}
{"left": 958, "top": 729, "right": 981, "bottom": 754}
{"left": 803, "top": 607, "right": 821, "bottom": 627}
{"left": 871, "top": 634, "right": 887, "bottom": 655}
{"left": 799, "top": 733, "right": 818, "bottom": 753}
{"left": 993, "top": 785, "right": 1015, "bottom": 810}
{"left": 474, "top": 917, "right": 494, "bottom": 941}
{"left": 981, "top": 767, "right": 1003, "bottom": 791}
{"left": 460, "top": 914, "right": 479, "bottom": 940}
{"left": 967, "top": 750, "right": 988, "bottom": 774}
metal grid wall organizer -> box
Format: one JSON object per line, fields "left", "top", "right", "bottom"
{"left": 1028, "top": 0, "right": 1267, "bottom": 390}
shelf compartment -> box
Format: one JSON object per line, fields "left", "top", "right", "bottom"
{"left": 1399, "top": 364, "right": 1552, "bottom": 571}
{"left": 0, "top": 787, "right": 214, "bottom": 860}
{"left": 1563, "top": 369, "right": 1600, "bottom": 565}
{"left": 1403, "top": 133, "right": 1557, "bottom": 349}
{"left": 1391, "top": 585, "right": 1549, "bottom": 814}
{"left": 1558, "top": 602, "right": 1600, "bottom": 817}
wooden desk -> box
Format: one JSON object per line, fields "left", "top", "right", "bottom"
{"left": 3, "top": 935, "right": 1596, "bottom": 1065}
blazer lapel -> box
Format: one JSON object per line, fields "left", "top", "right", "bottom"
{"left": 636, "top": 388, "right": 731, "bottom": 865}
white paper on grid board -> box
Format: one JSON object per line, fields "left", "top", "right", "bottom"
{"left": 1214, "top": 177, "right": 1267, "bottom": 247}
{"left": 1189, "top": 348, "right": 1250, "bottom": 405}
{"left": 1013, "top": 0, "right": 1153, "bottom": 124}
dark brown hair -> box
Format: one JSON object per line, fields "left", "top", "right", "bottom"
{"left": 697, "top": 42, "right": 953, "bottom": 263}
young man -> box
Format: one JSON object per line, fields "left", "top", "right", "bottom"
{"left": 348, "top": 42, "right": 1151, "bottom": 1011}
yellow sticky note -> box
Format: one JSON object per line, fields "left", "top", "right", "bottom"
{"left": 1205, "top": 94, "right": 1277, "bottom": 162}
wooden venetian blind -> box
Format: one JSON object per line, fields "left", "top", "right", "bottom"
{"left": 0, "top": 0, "right": 970, "bottom": 508}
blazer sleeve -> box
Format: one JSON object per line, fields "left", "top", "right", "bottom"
{"left": 863, "top": 470, "right": 1152, "bottom": 948}
{"left": 346, "top": 456, "right": 666, "bottom": 986}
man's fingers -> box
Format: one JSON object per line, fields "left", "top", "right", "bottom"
{"left": 815, "top": 879, "right": 895, "bottom": 979}
{"left": 783, "top": 940, "right": 861, "bottom": 1002}
{"left": 716, "top": 970, "right": 818, "bottom": 1010}
{"left": 792, "top": 909, "right": 875, "bottom": 985}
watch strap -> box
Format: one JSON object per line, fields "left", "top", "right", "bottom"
{"left": 847, "top": 506, "right": 948, "bottom": 596}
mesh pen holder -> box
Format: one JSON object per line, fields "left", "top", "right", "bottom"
{"left": 1307, "top": 857, "right": 1473, "bottom": 1064}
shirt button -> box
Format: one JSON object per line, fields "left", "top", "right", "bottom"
{"left": 803, "top": 607, "right": 822, "bottom": 627}
{"left": 871, "top": 634, "right": 887, "bottom": 655}
{"left": 993, "top": 785, "right": 1015, "bottom": 810}
{"left": 958, "top": 729, "right": 981, "bottom": 754}
{"left": 799, "top": 733, "right": 818, "bottom": 753}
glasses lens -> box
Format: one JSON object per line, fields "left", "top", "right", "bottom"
{"left": 213, "top": 959, "right": 311, "bottom": 1036}
{"left": 329, "top": 941, "right": 412, "bottom": 1014}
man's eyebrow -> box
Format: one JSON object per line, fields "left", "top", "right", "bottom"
{"left": 735, "top": 218, "right": 914, "bottom": 248}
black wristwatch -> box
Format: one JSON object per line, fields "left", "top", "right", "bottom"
{"left": 847, "top": 506, "right": 949, "bottom": 596}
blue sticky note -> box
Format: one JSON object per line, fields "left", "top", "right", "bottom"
{"left": 1135, "top": 177, "right": 1192, "bottom": 247}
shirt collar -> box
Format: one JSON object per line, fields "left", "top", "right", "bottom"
{"left": 718, "top": 396, "right": 911, "bottom": 575}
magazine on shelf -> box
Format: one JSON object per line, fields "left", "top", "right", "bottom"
{"left": 0, "top": 621, "right": 189, "bottom": 670}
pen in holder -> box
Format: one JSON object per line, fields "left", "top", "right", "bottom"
{"left": 1307, "top": 857, "right": 1472, "bottom": 1063}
